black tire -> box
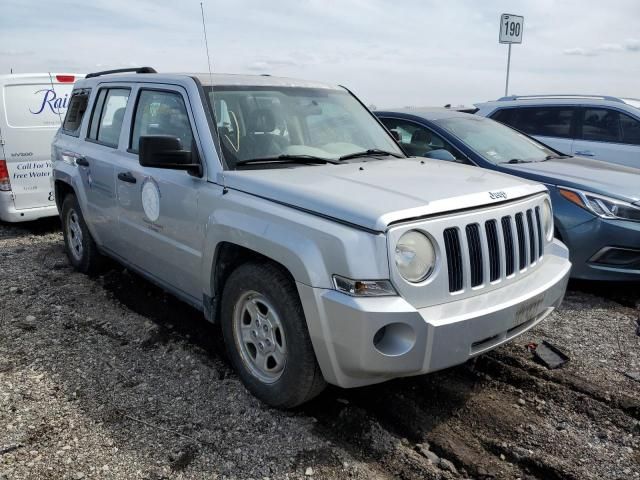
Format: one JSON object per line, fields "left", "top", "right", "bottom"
{"left": 61, "top": 193, "right": 103, "bottom": 274}
{"left": 220, "top": 262, "right": 326, "bottom": 408}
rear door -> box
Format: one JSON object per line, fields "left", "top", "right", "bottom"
{"left": 573, "top": 107, "right": 640, "bottom": 168}
{"left": 78, "top": 85, "right": 131, "bottom": 249}
{"left": 1, "top": 74, "right": 78, "bottom": 210}
{"left": 490, "top": 106, "right": 576, "bottom": 155}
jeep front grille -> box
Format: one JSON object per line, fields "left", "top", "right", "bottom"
{"left": 443, "top": 207, "right": 544, "bottom": 293}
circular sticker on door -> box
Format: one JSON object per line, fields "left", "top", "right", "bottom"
{"left": 141, "top": 178, "right": 161, "bottom": 222}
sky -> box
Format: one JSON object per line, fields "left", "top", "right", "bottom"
{"left": 1, "top": 0, "right": 639, "bottom": 108}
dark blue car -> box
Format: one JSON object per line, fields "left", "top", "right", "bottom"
{"left": 375, "top": 109, "right": 640, "bottom": 281}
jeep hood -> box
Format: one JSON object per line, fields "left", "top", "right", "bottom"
{"left": 501, "top": 157, "right": 640, "bottom": 204}
{"left": 222, "top": 158, "right": 545, "bottom": 232}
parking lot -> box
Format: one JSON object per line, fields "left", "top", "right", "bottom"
{"left": 1, "top": 218, "right": 638, "bottom": 480}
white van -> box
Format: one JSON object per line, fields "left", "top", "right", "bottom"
{"left": 0, "top": 73, "right": 83, "bottom": 222}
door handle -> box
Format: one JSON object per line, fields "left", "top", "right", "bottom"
{"left": 75, "top": 156, "right": 89, "bottom": 167}
{"left": 575, "top": 150, "right": 594, "bottom": 157}
{"left": 117, "top": 172, "right": 137, "bottom": 184}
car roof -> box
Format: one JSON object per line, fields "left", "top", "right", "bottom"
{"left": 75, "top": 72, "right": 341, "bottom": 91}
{"left": 475, "top": 95, "right": 640, "bottom": 111}
{"left": 376, "top": 108, "right": 480, "bottom": 122}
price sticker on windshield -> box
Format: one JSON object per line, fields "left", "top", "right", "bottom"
{"left": 499, "top": 14, "right": 524, "bottom": 44}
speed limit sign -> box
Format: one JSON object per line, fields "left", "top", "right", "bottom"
{"left": 499, "top": 14, "right": 524, "bottom": 44}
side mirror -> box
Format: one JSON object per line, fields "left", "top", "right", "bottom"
{"left": 139, "top": 135, "right": 202, "bottom": 176}
{"left": 424, "top": 149, "right": 457, "bottom": 162}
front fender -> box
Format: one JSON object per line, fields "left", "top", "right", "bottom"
{"left": 199, "top": 189, "right": 390, "bottom": 297}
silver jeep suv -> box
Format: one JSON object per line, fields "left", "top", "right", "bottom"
{"left": 52, "top": 68, "right": 571, "bottom": 407}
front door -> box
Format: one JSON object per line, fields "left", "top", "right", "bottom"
{"left": 572, "top": 107, "right": 640, "bottom": 168}
{"left": 115, "top": 86, "right": 205, "bottom": 302}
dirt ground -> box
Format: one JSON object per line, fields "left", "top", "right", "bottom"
{"left": 1, "top": 218, "right": 639, "bottom": 480}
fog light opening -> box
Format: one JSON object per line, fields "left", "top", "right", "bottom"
{"left": 372, "top": 322, "right": 416, "bottom": 357}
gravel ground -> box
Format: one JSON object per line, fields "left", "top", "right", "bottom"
{"left": 1, "top": 218, "right": 639, "bottom": 480}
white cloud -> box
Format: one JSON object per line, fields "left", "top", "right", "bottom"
{"left": 598, "top": 43, "right": 624, "bottom": 52}
{"left": 626, "top": 38, "right": 640, "bottom": 51}
{"left": 563, "top": 48, "right": 597, "bottom": 56}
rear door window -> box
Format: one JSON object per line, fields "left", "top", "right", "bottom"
{"left": 61, "top": 89, "right": 91, "bottom": 136}
{"left": 87, "top": 88, "right": 130, "bottom": 147}
{"left": 505, "top": 107, "right": 576, "bottom": 138}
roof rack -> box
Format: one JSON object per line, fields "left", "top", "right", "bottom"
{"left": 85, "top": 67, "right": 157, "bottom": 79}
{"left": 497, "top": 94, "right": 625, "bottom": 104}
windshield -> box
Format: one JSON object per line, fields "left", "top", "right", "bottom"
{"left": 435, "top": 116, "right": 558, "bottom": 164}
{"left": 205, "top": 86, "right": 403, "bottom": 168}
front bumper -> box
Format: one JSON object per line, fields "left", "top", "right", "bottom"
{"left": 298, "top": 240, "right": 571, "bottom": 388}
{"left": 562, "top": 216, "right": 640, "bottom": 281}
{"left": 0, "top": 191, "right": 58, "bottom": 222}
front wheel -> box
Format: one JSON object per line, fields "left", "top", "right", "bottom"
{"left": 221, "top": 262, "right": 326, "bottom": 408}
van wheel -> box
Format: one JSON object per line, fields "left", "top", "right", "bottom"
{"left": 61, "top": 194, "right": 102, "bottom": 274}
{"left": 221, "top": 262, "right": 326, "bottom": 408}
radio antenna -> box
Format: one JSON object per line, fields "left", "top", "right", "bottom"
{"left": 47, "top": 72, "right": 64, "bottom": 125}
{"left": 200, "top": 2, "right": 214, "bottom": 86}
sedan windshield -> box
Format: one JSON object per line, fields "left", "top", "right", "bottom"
{"left": 435, "top": 116, "right": 558, "bottom": 164}
{"left": 205, "top": 86, "right": 404, "bottom": 169}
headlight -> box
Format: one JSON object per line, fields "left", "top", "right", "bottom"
{"left": 559, "top": 187, "right": 640, "bottom": 222}
{"left": 540, "top": 197, "right": 554, "bottom": 241}
{"left": 394, "top": 230, "right": 436, "bottom": 283}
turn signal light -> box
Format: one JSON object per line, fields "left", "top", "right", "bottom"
{"left": 0, "top": 160, "right": 11, "bottom": 191}
{"left": 559, "top": 188, "right": 584, "bottom": 207}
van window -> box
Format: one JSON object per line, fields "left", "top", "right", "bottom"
{"left": 3, "top": 83, "right": 74, "bottom": 128}
{"left": 88, "top": 88, "right": 130, "bottom": 147}
{"left": 130, "top": 90, "right": 193, "bottom": 153}
{"left": 62, "top": 89, "right": 90, "bottom": 136}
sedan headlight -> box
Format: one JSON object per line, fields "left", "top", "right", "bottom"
{"left": 394, "top": 230, "right": 436, "bottom": 283}
{"left": 540, "top": 197, "right": 554, "bottom": 241}
{"left": 559, "top": 187, "right": 640, "bottom": 222}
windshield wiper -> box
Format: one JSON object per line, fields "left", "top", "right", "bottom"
{"left": 339, "top": 149, "right": 404, "bottom": 161}
{"left": 544, "top": 154, "right": 571, "bottom": 161}
{"left": 236, "top": 154, "right": 339, "bottom": 166}
{"left": 501, "top": 158, "right": 532, "bottom": 164}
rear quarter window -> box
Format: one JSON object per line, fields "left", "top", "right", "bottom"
{"left": 3, "top": 83, "right": 74, "bottom": 128}
{"left": 61, "top": 89, "right": 91, "bottom": 136}
{"left": 489, "top": 109, "right": 513, "bottom": 124}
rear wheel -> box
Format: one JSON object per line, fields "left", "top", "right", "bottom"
{"left": 221, "top": 262, "right": 326, "bottom": 408}
{"left": 61, "top": 194, "right": 102, "bottom": 274}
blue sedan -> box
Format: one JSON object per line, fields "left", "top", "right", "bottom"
{"left": 375, "top": 109, "right": 640, "bottom": 281}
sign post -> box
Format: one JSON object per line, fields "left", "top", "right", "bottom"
{"left": 499, "top": 13, "right": 524, "bottom": 96}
